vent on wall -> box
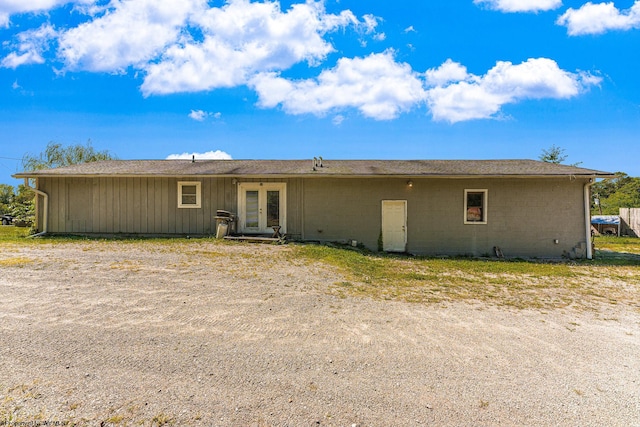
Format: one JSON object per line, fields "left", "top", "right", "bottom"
{"left": 312, "top": 156, "right": 324, "bottom": 171}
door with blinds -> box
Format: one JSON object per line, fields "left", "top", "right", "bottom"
{"left": 238, "top": 183, "right": 286, "bottom": 234}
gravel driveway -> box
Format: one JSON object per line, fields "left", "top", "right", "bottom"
{"left": 1, "top": 240, "right": 639, "bottom": 426}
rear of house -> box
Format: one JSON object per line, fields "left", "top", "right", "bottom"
{"left": 14, "top": 159, "right": 614, "bottom": 259}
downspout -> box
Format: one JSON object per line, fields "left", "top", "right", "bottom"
{"left": 584, "top": 178, "right": 594, "bottom": 260}
{"left": 24, "top": 178, "right": 49, "bottom": 237}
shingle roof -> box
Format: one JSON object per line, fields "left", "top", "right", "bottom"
{"left": 13, "top": 159, "right": 615, "bottom": 178}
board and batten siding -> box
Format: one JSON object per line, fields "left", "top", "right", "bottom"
{"left": 36, "top": 176, "right": 303, "bottom": 237}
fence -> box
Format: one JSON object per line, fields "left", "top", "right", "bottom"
{"left": 619, "top": 208, "right": 640, "bottom": 237}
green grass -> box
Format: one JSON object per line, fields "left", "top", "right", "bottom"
{"left": 291, "top": 241, "right": 640, "bottom": 310}
{"left": 593, "top": 235, "right": 640, "bottom": 254}
{"left": 0, "top": 225, "right": 32, "bottom": 241}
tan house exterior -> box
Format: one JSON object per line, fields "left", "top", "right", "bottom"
{"left": 14, "top": 159, "right": 614, "bottom": 259}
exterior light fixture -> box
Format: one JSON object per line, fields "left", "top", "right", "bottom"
{"left": 407, "top": 180, "right": 413, "bottom": 187}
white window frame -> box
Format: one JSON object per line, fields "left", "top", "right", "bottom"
{"left": 178, "top": 181, "right": 202, "bottom": 209}
{"left": 464, "top": 189, "right": 488, "bottom": 225}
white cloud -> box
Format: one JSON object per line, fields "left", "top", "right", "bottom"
{"left": 166, "top": 150, "right": 232, "bottom": 160}
{"left": 188, "top": 109, "right": 222, "bottom": 121}
{"left": 11, "top": 80, "right": 20, "bottom": 89}
{"left": 404, "top": 25, "right": 416, "bottom": 33}
{"left": 425, "top": 59, "right": 470, "bottom": 86}
{"left": 425, "top": 58, "right": 601, "bottom": 123}
{"left": 140, "top": 1, "right": 367, "bottom": 95}
{"left": 1, "top": 23, "right": 56, "bottom": 68}
{"left": 250, "top": 50, "right": 427, "bottom": 120}
{"left": 0, "top": 0, "right": 94, "bottom": 27}
{"left": 58, "top": 0, "right": 202, "bottom": 72}
{"left": 188, "top": 109, "right": 208, "bottom": 121}
{"left": 557, "top": 1, "right": 640, "bottom": 35}
{"left": 474, "top": 0, "right": 562, "bottom": 13}
{"left": 0, "top": 1, "right": 602, "bottom": 124}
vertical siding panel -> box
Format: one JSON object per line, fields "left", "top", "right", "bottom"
{"left": 91, "top": 178, "right": 99, "bottom": 232}
{"left": 141, "top": 178, "right": 148, "bottom": 233}
{"left": 98, "top": 178, "right": 106, "bottom": 232}
{"left": 58, "top": 178, "right": 66, "bottom": 232}
{"left": 50, "top": 179, "right": 57, "bottom": 232}
{"left": 201, "top": 178, "right": 210, "bottom": 234}
{"left": 51, "top": 178, "right": 58, "bottom": 232}
{"left": 120, "top": 178, "right": 128, "bottom": 233}
{"left": 174, "top": 179, "right": 184, "bottom": 234}
{"left": 120, "top": 178, "right": 133, "bottom": 233}
{"left": 164, "top": 178, "right": 172, "bottom": 234}
{"left": 113, "top": 178, "right": 121, "bottom": 233}
{"left": 190, "top": 206, "right": 197, "bottom": 234}
{"left": 103, "top": 178, "right": 112, "bottom": 233}
{"left": 133, "top": 178, "right": 142, "bottom": 232}
{"left": 224, "top": 178, "right": 234, "bottom": 212}
{"left": 147, "top": 178, "right": 156, "bottom": 233}
{"left": 84, "top": 178, "right": 91, "bottom": 232}
{"left": 217, "top": 178, "right": 225, "bottom": 213}
{"left": 288, "top": 178, "right": 300, "bottom": 238}
{"left": 154, "top": 179, "right": 163, "bottom": 233}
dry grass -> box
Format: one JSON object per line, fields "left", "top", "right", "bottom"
{"left": 0, "top": 256, "right": 34, "bottom": 267}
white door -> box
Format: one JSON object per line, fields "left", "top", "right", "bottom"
{"left": 238, "top": 183, "right": 286, "bottom": 234}
{"left": 382, "top": 200, "right": 407, "bottom": 252}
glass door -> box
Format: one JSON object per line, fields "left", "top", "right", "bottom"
{"left": 238, "top": 183, "right": 286, "bottom": 234}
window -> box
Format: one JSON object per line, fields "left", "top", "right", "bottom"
{"left": 178, "top": 181, "right": 201, "bottom": 208}
{"left": 464, "top": 189, "right": 487, "bottom": 224}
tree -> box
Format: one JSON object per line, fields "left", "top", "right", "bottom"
{"left": 539, "top": 145, "right": 582, "bottom": 166}
{"left": 539, "top": 145, "right": 568, "bottom": 164}
{"left": 22, "top": 140, "right": 116, "bottom": 172}
{"left": 595, "top": 177, "right": 640, "bottom": 215}
{"left": 10, "top": 184, "right": 35, "bottom": 221}
{"left": 591, "top": 172, "right": 631, "bottom": 200}
{"left": 590, "top": 172, "right": 639, "bottom": 215}
{"left": 0, "top": 184, "right": 13, "bottom": 214}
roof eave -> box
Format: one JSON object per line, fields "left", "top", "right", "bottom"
{"left": 12, "top": 172, "right": 615, "bottom": 179}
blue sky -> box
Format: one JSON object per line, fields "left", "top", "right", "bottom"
{"left": 1, "top": 0, "right": 639, "bottom": 186}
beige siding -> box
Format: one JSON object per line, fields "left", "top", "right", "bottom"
{"left": 38, "top": 177, "right": 226, "bottom": 235}
{"left": 37, "top": 176, "right": 303, "bottom": 237}
{"left": 302, "top": 177, "right": 589, "bottom": 258}
{"left": 35, "top": 175, "right": 588, "bottom": 258}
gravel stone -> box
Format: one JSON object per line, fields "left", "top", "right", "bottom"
{"left": 0, "top": 240, "right": 638, "bottom": 426}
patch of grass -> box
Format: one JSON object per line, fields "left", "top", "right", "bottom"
{"left": 292, "top": 243, "right": 640, "bottom": 310}
{"left": 105, "top": 414, "right": 125, "bottom": 424}
{"left": 151, "top": 413, "right": 175, "bottom": 426}
{"left": 593, "top": 236, "right": 640, "bottom": 254}
{"left": 0, "top": 256, "right": 33, "bottom": 267}
{"left": 0, "top": 225, "right": 31, "bottom": 242}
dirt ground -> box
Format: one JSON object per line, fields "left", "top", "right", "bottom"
{"left": 0, "top": 240, "right": 639, "bottom": 426}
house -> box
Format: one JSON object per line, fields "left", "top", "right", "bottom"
{"left": 14, "top": 159, "right": 615, "bottom": 259}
